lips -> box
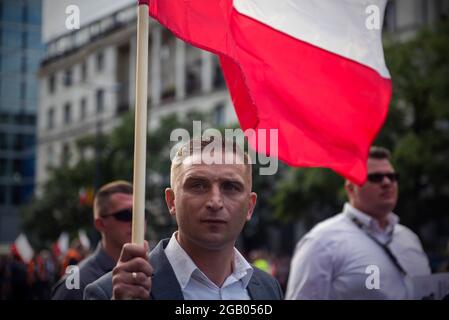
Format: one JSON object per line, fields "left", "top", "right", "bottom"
{"left": 380, "top": 190, "right": 395, "bottom": 198}
{"left": 200, "top": 219, "right": 227, "bottom": 224}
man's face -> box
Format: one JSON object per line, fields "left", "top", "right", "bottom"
{"left": 98, "top": 193, "right": 133, "bottom": 248}
{"left": 347, "top": 158, "right": 398, "bottom": 218}
{"left": 165, "top": 153, "right": 257, "bottom": 251}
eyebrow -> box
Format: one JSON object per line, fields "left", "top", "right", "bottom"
{"left": 183, "top": 173, "right": 245, "bottom": 185}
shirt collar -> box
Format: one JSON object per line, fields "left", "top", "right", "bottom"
{"left": 232, "top": 247, "right": 254, "bottom": 289}
{"left": 164, "top": 232, "right": 253, "bottom": 289}
{"left": 343, "top": 202, "right": 399, "bottom": 235}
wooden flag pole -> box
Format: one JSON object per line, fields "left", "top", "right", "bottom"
{"left": 132, "top": 1, "right": 149, "bottom": 246}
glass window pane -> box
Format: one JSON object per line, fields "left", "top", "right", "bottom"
{"left": 2, "top": 29, "right": 22, "bottom": 49}
{"left": 1, "top": 76, "right": 20, "bottom": 100}
{"left": 2, "top": 0, "right": 22, "bottom": 23}
{"left": 1, "top": 52, "right": 21, "bottom": 73}
{"left": 26, "top": 1, "right": 42, "bottom": 25}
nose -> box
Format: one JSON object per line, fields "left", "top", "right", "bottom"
{"left": 381, "top": 175, "right": 393, "bottom": 186}
{"left": 206, "top": 184, "right": 224, "bottom": 212}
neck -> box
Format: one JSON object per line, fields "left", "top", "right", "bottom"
{"left": 176, "top": 234, "right": 234, "bottom": 287}
{"left": 101, "top": 237, "right": 121, "bottom": 263}
{"left": 350, "top": 203, "right": 390, "bottom": 230}
{"left": 375, "top": 216, "right": 390, "bottom": 230}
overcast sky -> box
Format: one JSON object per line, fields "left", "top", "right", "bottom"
{"left": 42, "top": 0, "right": 135, "bottom": 42}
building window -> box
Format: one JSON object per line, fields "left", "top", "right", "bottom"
{"left": 13, "top": 134, "right": 23, "bottom": 150}
{"left": 213, "top": 102, "right": 225, "bottom": 126}
{"left": 20, "top": 79, "right": 26, "bottom": 105}
{"left": 96, "top": 89, "right": 104, "bottom": 113}
{"left": 48, "top": 74, "right": 56, "bottom": 94}
{"left": 64, "top": 68, "right": 72, "bottom": 87}
{"left": 12, "top": 159, "right": 21, "bottom": 175}
{"left": 22, "top": 134, "right": 34, "bottom": 149}
{"left": 80, "top": 97, "right": 87, "bottom": 120}
{"left": 0, "top": 133, "right": 7, "bottom": 150}
{"left": 213, "top": 59, "right": 225, "bottom": 89}
{"left": 96, "top": 52, "right": 104, "bottom": 72}
{"left": 186, "top": 68, "right": 201, "bottom": 95}
{"left": 81, "top": 62, "right": 87, "bottom": 82}
{"left": 0, "top": 158, "right": 7, "bottom": 176}
{"left": 384, "top": 0, "right": 397, "bottom": 33}
{"left": 12, "top": 186, "right": 21, "bottom": 205}
{"left": 421, "top": 0, "right": 428, "bottom": 25}
{"left": 64, "top": 103, "right": 72, "bottom": 124}
{"left": 47, "top": 145, "right": 54, "bottom": 168}
{"left": 47, "top": 107, "right": 54, "bottom": 130}
{"left": 62, "top": 143, "right": 70, "bottom": 165}
{"left": 0, "top": 186, "right": 6, "bottom": 204}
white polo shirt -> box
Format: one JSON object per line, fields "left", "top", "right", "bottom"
{"left": 164, "top": 232, "right": 254, "bottom": 300}
{"left": 285, "top": 203, "right": 431, "bottom": 300}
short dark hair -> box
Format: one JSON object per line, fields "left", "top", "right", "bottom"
{"left": 369, "top": 146, "right": 391, "bottom": 160}
{"left": 94, "top": 181, "right": 132, "bottom": 218}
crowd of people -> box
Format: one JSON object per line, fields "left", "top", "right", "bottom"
{"left": 0, "top": 239, "right": 89, "bottom": 300}
{"left": 0, "top": 240, "right": 291, "bottom": 300}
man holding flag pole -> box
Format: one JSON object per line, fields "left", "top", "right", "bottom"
{"left": 86, "top": 0, "right": 394, "bottom": 300}
{"left": 85, "top": 0, "right": 282, "bottom": 300}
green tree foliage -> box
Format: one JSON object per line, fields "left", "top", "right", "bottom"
{"left": 379, "top": 20, "right": 449, "bottom": 248}
{"left": 21, "top": 111, "right": 207, "bottom": 248}
{"left": 270, "top": 21, "right": 449, "bottom": 250}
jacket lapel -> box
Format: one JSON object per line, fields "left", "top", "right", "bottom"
{"left": 247, "top": 273, "right": 264, "bottom": 300}
{"left": 149, "top": 239, "right": 184, "bottom": 300}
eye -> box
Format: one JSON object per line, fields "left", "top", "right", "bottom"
{"left": 187, "top": 179, "right": 209, "bottom": 193}
{"left": 222, "top": 181, "right": 243, "bottom": 193}
{"left": 192, "top": 182, "right": 206, "bottom": 190}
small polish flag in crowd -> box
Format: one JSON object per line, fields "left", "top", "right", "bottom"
{"left": 78, "top": 229, "right": 91, "bottom": 251}
{"left": 52, "top": 232, "right": 69, "bottom": 258}
{"left": 11, "top": 233, "right": 34, "bottom": 264}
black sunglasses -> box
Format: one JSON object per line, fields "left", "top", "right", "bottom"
{"left": 102, "top": 208, "right": 149, "bottom": 222}
{"left": 367, "top": 172, "right": 399, "bottom": 183}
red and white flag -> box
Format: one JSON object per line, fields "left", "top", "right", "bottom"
{"left": 144, "top": 0, "right": 392, "bottom": 184}
{"left": 11, "top": 233, "right": 34, "bottom": 263}
{"left": 51, "top": 232, "right": 69, "bottom": 258}
{"left": 78, "top": 229, "right": 91, "bottom": 251}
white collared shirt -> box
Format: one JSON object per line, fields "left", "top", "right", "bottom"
{"left": 345, "top": 203, "right": 399, "bottom": 245}
{"left": 285, "top": 203, "right": 431, "bottom": 300}
{"left": 164, "top": 232, "right": 253, "bottom": 300}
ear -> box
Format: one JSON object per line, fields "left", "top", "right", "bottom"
{"left": 94, "top": 217, "right": 105, "bottom": 232}
{"left": 165, "top": 188, "right": 176, "bottom": 217}
{"left": 345, "top": 180, "right": 355, "bottom": 198}
{"left": 245, "top": 192, "right": 258, "bottom": 221}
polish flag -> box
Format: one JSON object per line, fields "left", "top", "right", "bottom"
{"left": 143, "top": 0, "right": 392, "bottom": 184}
{"left": 78, "top": 229, "right": 91, "bottom": 251}
{"left": 51, "top": 232, "right": 69, "bottom": 258}
{"left": 11, "top": 233, "right": 34, "bottom": 264}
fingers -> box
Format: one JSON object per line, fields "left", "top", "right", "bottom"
{"left": 119, "top": 241, "right": 149, "bottom": 262}
{"left": 113, "top": 271, "right": 152, "bottom": 289}
{"left": 116, "top": 257, "right": 154, "bottom": 277}
{"left": 112, "top": 282, "right": 150, "bottom": 300}
{"left": 112, "top": 241, "right": 153, "bottom": 300}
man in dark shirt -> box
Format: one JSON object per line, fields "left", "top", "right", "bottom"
{"left": 52, "top": 181, "right": 137, "bottom": 299}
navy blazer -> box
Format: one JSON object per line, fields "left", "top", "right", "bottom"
{"left": 84, "top": 239, "right": 283, "bottom": 300}
{"left": 52, "top": 243, "right": 115, "bottom": 300}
